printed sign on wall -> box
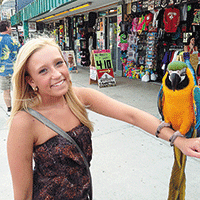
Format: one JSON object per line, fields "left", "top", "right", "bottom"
{"left": 90, "top": 50, "right": 116, "bottom": 88}
{"left": 62, "top": 50, "right": 78, "bottom": 73}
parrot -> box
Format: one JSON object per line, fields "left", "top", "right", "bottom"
{"left": 158, "top": 54, "right": 200, "bottom": 200}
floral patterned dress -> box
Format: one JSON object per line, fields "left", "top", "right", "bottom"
{"left": 32, "top": 124, "right": 92, "bottom": 200}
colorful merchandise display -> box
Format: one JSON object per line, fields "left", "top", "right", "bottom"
{"left": 121, "top": 0, "right": 200, "bottom": 83}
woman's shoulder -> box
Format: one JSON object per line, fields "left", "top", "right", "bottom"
{"left": 73, "top": 86, "right": 90, "bottom": 94}
{"left": 73, "top": 86, "right": 98, "bottom": 95}
{"left": 10, "top": 110, "right": 36, "bottom": 130}
{"left": 73, "top": 87, "right": 92, "bottom": 101}
{"left": 8, "top": 110, "right": 37, "bottom": 145}
{"left": 73, "top": 87, "right": 99, "bottom": 104}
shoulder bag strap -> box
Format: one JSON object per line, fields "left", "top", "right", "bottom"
{"left": 26, "top": 107, "right": 92, "bottom": 199}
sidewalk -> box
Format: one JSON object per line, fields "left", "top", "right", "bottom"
{"left": 0, "top": 66, "right": 200, "bottom": 200}
{"left": 0, "top": 90, "right": 13, "bottom": 200}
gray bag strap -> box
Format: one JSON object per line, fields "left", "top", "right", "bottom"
{"left": 26, "top": 107, "right": 92, "bottom": 199}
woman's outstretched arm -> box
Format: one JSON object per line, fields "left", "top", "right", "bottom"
{"left": 75, "top": 87, "right": 200, "bottom": 158}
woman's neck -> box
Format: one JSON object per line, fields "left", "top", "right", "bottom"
{"left": 36, "top": 95, "right": 67, "bottom": 111}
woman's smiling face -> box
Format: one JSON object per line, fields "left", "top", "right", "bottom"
{"left": 26, "top": 45, "right": 70, "bottom": 99}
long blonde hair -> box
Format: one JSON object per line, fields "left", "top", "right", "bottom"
{"left": 10, "top": 37, "right": 93, "bottom": 131}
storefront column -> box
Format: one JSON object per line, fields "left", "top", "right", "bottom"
{"left": 23, "top": 20, "right": 29, "bottom": 42}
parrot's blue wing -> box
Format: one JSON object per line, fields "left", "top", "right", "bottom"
{"left": 157, "top": 85, "right": 164, "bottom": 121}
{"left": 184, "top": 52, "right": 199, "bottom": 137}
{"left": 184, "top": 53, "right": 197, "bottom": 85}
{"left": 193, "top": 86, "right": 200, "bottom": 137}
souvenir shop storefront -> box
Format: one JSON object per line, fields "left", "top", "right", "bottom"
{"left": 40, "top": 8, "right": 120, "bottom": 75}
{"left": 119, "top": 0, "right": 200, "bottom": 82}
{"left": 11, "top": 0, "right": 200, "bottom": 83}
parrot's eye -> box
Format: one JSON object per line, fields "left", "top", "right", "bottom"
{"left": 180, "top": 72, "right": 186, "bottom": 76}
{"left": 180, "top": 68, "right": 186, "bottom": 76}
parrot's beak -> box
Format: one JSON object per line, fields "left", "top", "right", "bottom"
{"left": 170, "top": 73, "right": 181, "bottom": 91}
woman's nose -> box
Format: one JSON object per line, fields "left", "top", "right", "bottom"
{"left": 51, "top": 68, "right": 61, "bottom": 79}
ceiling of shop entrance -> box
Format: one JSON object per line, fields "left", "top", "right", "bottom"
{"left": 29, "top": 0, "right": 118, "bottom": 23}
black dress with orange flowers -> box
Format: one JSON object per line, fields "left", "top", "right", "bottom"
{"left": 32, "top": 124, "right": 92, "bottom": 200}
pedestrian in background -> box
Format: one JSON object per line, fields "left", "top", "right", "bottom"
{"left": 0, "top": 20, "right": 21, "bottom": 116}
{"left": 7, "top": 37, "right": 200, "bottom": 200}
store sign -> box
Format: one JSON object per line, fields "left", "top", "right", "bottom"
{"left": 93, "top": 50, "right": 113, "bottom": 70}
{"left": 90, "top": 50, "right": 116, "bottom": 88}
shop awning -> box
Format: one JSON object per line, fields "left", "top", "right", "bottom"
{"left": 11, "top": 0, "right": 77, "bottom": 26}
{"left": 11, "top": 0, "right": 118, "bottom": 26}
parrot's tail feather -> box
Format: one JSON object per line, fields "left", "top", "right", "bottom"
{"left": 168, "top": 147, "right": 187, "bottom": 200}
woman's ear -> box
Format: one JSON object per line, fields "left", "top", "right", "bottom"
{"left": 25, "top": 75, "right": 36, "bottom": 89}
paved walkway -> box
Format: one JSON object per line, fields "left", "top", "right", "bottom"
{"left": 0, "top": 66, "right": 200, "bottom": 200}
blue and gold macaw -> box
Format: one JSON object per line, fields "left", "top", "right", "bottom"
{"left": 158, "top": 53, "right": 200, "bottom": 200}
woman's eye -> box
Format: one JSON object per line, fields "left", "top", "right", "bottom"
{"left": 39, "top": 68, "right": 47, "bottom": 74}
{"left": 56, "top": 61, "right": 64, "bottom": 66}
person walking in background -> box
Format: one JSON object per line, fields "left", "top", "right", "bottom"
{"left": 7, "top": 37, "right": 200, "bottom": 200}
{"left": 0, "top": 20, "right": 21, "bottom": 116}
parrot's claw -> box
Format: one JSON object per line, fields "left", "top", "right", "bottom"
{"left": 156, "top": 122, "right": 171, "bottom": 137}
{"left": 169, "top": 131, "right": 184, "bottom": 146}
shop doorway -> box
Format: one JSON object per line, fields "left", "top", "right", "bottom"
{"left": 107, "top": 16, "right": 117, "bottom": 72}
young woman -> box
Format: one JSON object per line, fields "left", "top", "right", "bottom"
{"left": 184, "top": 36, "right": 198, "bottom": 54}
{"left": 7, "top": 37, "right": 200, "bottom": 200}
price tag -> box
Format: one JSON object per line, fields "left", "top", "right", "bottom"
{"left": 93, "top": 50, "right": 113, "bottom": 70}
{"left": 91, "top": 50, "right": 116, "bottom": 88}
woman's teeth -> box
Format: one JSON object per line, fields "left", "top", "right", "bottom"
{"left": 52, "top": 80, "right": 64, "bottom": 87}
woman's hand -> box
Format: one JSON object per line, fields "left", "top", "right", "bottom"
{"left": 174, "top": 137, "right": 200, "bottom": 158}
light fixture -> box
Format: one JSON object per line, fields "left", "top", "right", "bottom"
{"left": 44, "top": 15, "right": 55, "bottom": 20}
{"left": 109, "top": 9, "right": 117, "bottom": 13}
{"left": 55, "top": 10, "right": 69, "bottom": 17}
{"left": 69, "top": 3, "right": 91, "bottom": 12}
{"left": 36, "top": 2, "right": 92, "bottom": 22}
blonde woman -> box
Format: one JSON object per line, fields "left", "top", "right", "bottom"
{"left": 7, "top": 37, "right": 200, "bottom": 200}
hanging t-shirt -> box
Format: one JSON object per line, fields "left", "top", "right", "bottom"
{"left": 193, "top": 9, "right": 200, "bottom": 25}
{"left": 118, "top": 43, "right": 129, "bottom": 51}
{"left": 148, "top": 0, "right": 155, "bottom": 11}
{"left": 137, "top": 15, "right": 146, "bottom": 32}
{"left": 180, "top": 4, "right": 187, "bottom": 21}
{"left": 154, "top": 0, "right": 162, "bottom": 9}
{"left": 132, "top": 17, "right": 139, "bottom": 32}
{"left": 163, "top": 7, "right": 180, "bottom": 33}
{"left": 151, "top": 9, "right": 161, "bottom": 27}
{"left": 168, "top": 0, "right": 174, "bottom": 6}
{"left": 161, "top": 0, "right": 169, "bottom": 8}
{"left": 131, "top": 3, "right": 137, "bottom": 13}
{"left": 174, "top": 0, "right": 182, "bottom": 5}
{"left": 145, "top": 13, "right": 154, "bottom": 26}
{"left": 142, "top": 0, "right": 149, "bottom": 11}
{"left": 186, "top": 4, "right": 199, "bottom": 31}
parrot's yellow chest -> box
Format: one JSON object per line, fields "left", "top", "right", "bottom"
{"left": 162, "top": 69, "right": 195, "bottom": 134}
